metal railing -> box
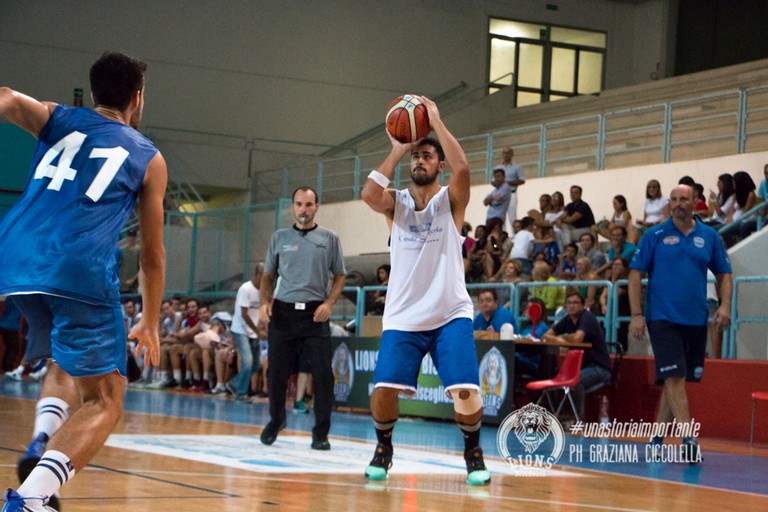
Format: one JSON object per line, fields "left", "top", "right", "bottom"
{"left": 251, "top": 85, "right": 768, "bottom": 204}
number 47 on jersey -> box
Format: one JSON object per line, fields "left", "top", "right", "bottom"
{"left": 34, "top": 130, "right": 129, "bottom": 202}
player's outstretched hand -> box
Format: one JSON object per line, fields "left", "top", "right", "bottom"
{"left": 128, "top": 318, "right": 160, "bottom": 367}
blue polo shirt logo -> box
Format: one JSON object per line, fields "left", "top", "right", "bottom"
{"left": 693, "top": 237, "right": 705, "bottom": 248}
{"left": 663, "top": 236, "right": 679, "bottom": 245}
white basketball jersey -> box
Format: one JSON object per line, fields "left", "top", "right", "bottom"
{"left": 383, "top": 187, "right": 474, "bottom": 331}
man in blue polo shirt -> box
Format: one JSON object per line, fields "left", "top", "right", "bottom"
{"left": 473, "top": 289, "right": 517, "bottom": 333}
{"left": 629, "top": 184, "right": 732, "bottom": 464}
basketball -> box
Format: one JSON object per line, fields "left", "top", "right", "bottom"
{"left": 386, "top": 94, "right": 430, "bottom": 143}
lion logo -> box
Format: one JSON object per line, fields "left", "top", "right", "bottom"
{"left": 331, "top": 342, "right": 354, "bottom": 401}
{"left": 496, "top": 403, "right": 566, "bottom": 473}
{"left": 510, "top": 403, "right": 553, "bottom": 453}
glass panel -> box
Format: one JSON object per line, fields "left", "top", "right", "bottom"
{"left": 517, "top": 91, "right": 541, "bottom": 107}
{"left": 489, "top": 19, "right": 545, "bottom": 40}
{"left": 551, "top": 26, "right": 606, "bottom": 48}
{"left": 518, "top": 43, "right": 543, "bottom": 88}
{"left": 551, "top": 47, "right": 575, "bottom": 93}
{"left": 578, "top": 51, "right": 603, "bottom": 94}
{"left": 489, "top": 38, "right": 516, "bottom": 85}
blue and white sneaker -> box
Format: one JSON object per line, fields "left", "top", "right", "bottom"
{"left": 1, "top": 489, "right": 57, "bottom": 512}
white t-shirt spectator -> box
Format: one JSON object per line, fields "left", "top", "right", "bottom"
{"left": 230, "top": 280, "right": 260, "bottom": 338}
{"left": 509, "top": 230, "right": 534, "bottom": 259}
{"left": 644, "top": 197, "right": 669, "bottom": 224}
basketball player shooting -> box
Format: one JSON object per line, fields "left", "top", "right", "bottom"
{"left": 360, "top": 96, "right": 490, "bottom": 485}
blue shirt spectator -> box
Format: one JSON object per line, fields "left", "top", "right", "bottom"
{"left": 473, "top": 289, "right": 518, "bottom": 332}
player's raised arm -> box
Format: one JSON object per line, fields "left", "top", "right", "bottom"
{"left": 416, "top": 96, "right": 470, "bottom": 214}
{"left": 361, "top": 131, "right": 405, "bottom": 217}
{"left": 0, "top": 87, "right": 55, "bottom": 137}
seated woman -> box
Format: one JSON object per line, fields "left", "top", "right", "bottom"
{"left": 721, "top": 171, "right": 759, "bottom": 246}
{"left": 706, "top": 173, "right": 736, "bottom": 230}
{"left": 593, "top": 194, "right": 633, "bottom": 242}
{"left": 489, "top": 258, "right": 527, "bottom": 310}
{"left": 631, "top": 179, "right": 669, "bottom": 244}
{"left": 573, "top": 256, "right": 601, "bottom": 314}
{"left": 368, "top": 264, "right": 390, "bottom": 315}
{"left": 599, "top": 258, "right": 630, "bottom": 353}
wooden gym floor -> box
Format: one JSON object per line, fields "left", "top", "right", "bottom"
{"left": 2, "top": 379, "right": 767, "bottom": 511}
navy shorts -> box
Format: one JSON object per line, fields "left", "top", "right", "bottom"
{"left": 647, "top": 320, "right": 707, "bottom": 384}
{"left": 374, "top": 317, "right": 479, "bottom": 395}
{"left": 12, "top": 293, "right": 127, "bottom": 378}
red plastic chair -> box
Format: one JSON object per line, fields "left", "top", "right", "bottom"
{"left": 751, "top": 391, "right": 768, "bottom": 447}
{"left": 526, "top": 350, "right": 584, "bottom": 422}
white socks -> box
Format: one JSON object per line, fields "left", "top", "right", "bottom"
{"left": 18, "top": 450, "right": 75, "bottom": 501}
{"left": 33, "top": 397, "right": 70, "bottom": 439}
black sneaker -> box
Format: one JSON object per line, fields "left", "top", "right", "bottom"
{"left": 311, "top": 436, "right": 331, "bottom": 450}
{"left": 464, "top": 447, "right": 491, "bottom": 486}
{"left": 364, "top": 443, "right": 393, "bottom": 480}
{"left": 260, "top": 419, "right": 286, "bottom": 445}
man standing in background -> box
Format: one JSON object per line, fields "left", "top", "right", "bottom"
{"left": 498, "top": 146, "right": 525, "bottom": 233}
{"left": 259, "top": 187, "right": 346, "bottom": 450}
{"left": 227, "top": 263, "right": 264, "bottom": 400}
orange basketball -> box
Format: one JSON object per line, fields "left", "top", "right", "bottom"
{"left": 385, "top": 94, "right": 430, "bottom": 143}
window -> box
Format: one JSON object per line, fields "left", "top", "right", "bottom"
{"left": 488, "top": 18, "right": 606, "bottom": 107}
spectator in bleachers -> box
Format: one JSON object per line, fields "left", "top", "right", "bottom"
{"left": 472, "top": 289, "right": 518, "bottom": 333}
{"left": 466, "top": 224, "right": 490, "bottom": 282}
{"left": 632, "top": 179, "right": 669, "bottom": 243}
{"left": 509, "top": 216, "right": 536, "bottom": 276}
{"left": 705, "top": 173, "right": 735, "bottom": 230}
{"left": 578, "top": 232, "right": 606, "bottom": 271}
{"left": 153, "top": 298, "right": 201, "bottom": 388}
{"left": 561, "top": 185, "right": 596, "bottom": 245}
{"left": 592, "top": 194, "right": 633, "bottom": 242}
{"left": 184, "top": 305, "right": 214, "bottom": 390}
{"left": 483, "top": 167, "right": 512, "bottom": 226}
{"left": 724, "top": 170, "right": 759, "bottom": 245}
{"left": 227, "top": 263, "right": 264, "bottom": 400}
{"left": 545, "top": 191, "right": 567, "bottom": 250}
{"left": 526, "top": 193, "right": 551, "bottom": 227}
{"left": 145, "top": 300, "right": 178, "bottom": 387}
{"left": 757, "top": 164, "right": 768, "bottom": 225}
{"left": 531, "top": 223, "right": 559, "bottom": 271}
{"left": 555, "top": 242, "right": 578, "bottom": 280}
{"left": 489, "top": 258, "right": 526, "bottom": 310}
{"left": 599, "top": 257, "right": 631, "bottom": 353}
{"left": 595, "top": 226, "right": 636, "bottom": 277}
{"left": 530, "top": 261, "right": 565, "bottom": 316}
{"left": 370, "top": 264, "right": 390, "bottom": 315}
{"left": 678, "top": 175, "right": 695, "bottom": 187}
{"left": 462, "top": 222, "right": 475, "bottom": 270}
{"left": 498, "top": 146, "right": 526, "bottom": 232}
{"left": 486, "top": 218, "right": 511, "bottom": 279}
{"left": 573, "top": 256, "right": 601, "bottom": 313}
{"left": 512, "top": 219, "right": 523, "bottom": 235}
{"left": 693, "top": 183, "right": 709, "bottom": 217}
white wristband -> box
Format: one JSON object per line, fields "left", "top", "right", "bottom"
{"left": 367, "top": 170, "right": 390, "bottom": 188}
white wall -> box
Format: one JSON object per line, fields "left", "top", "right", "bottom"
{"left": 324, "top": 151, "right": 768, "bottom": 256}
{"left": 0, "top": 0, "right": 672, "bottom": 190}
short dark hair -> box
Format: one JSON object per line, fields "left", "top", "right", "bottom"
{"left": 520, "top": 216, "right": 535, "bottom": 229}
{"left": 566, "top": 291, "right": 584, "bottom": 304}
{"left": 416, "top": 137, "right": 445, "bottom": 162}
{"left": 292, "top": 186, "right": 318, "bottom": 203}
{"left": 611, "top": 226, "right": 627, "bottom": 237}
{"left": 580, "top": 232, "right": 596, "bottom": 244}
{"left": 90, "top": 52, "right": 147, "bottom": 110}
{"left": 570, "top": 185, "right": 583, "bottom": 194}
{"left": 479, "top": 289, "right": 498, "bottom": 302}
{"left": 565, "top": 242, "right": 578, "bottom": 253}
{"left": 493, "top": 167, "right": 505, "bottom": 177}
{"left": 678, "top": 175, "right": 695, "bottom": 186}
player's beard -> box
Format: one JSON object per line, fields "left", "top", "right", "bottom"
{"left": 411, "top": 166, "right": 438, "bottom": 186}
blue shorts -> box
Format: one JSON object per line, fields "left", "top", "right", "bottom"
{"left": 12, "top": 294, "right": 127, "bottom": 378}
{"left": 647, "top": 320, "right": 707, "bottom": 384}
{"left": 374, "top": 317, "right": 479, "bottom": 395}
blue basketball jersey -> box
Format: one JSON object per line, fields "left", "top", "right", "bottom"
{"left": 0, "top": 105, "right": 158, "bottom": 305}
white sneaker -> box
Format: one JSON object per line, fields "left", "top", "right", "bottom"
{"left": 28, "top": 366, "right": 48, "bottom": 382}
{"left": 4, "top": 366, "right": 25, "bottom": 381}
